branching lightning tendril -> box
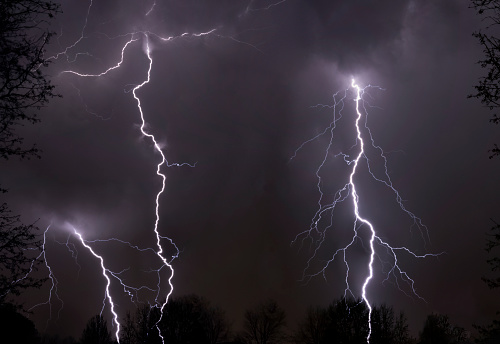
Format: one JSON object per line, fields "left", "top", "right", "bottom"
{"left": 291, "top": 79, "right": 442, "bottom": 343}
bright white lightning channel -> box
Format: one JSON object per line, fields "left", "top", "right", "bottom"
{"left": 292, "top": 79, "right": 442, "bottom": 343}
{"left": 351, "top": 80, "right": 375, "bottom": 342}
{"left": 71, "top": 225, "right": 121, "bottom": 341}
{"left": 132, "top": 33, "right": 187, "bottom": 342}
{"left": 55, "top": 27, "right": 218, "bottom": 342}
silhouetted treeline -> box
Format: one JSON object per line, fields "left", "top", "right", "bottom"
{"left": 119, "top": 294, "right": 230, "bottom": 344}
{"left": 0, "top": 295, "right": 482, "bottom": 343}
{"left": 292, "top": 298, "right": 413, "bottom": 344}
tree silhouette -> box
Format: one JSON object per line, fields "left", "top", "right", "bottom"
{"left": 158, "top": 294, "right": 230, "bottom": 344}
{"left": 292, "top": 306, "right": 328, "bottom": 344}
{"left": 205, "top": 303, "right": 231, "bottom": 344}
{"left": 0, "top": 302, "right": 40, "bottom": 343}
{"left": 40, "top": 333, "right": 77, "bottom": 344}
{"left": 370, "top": 304, "right": 413, "bottom": 344}
{"left": 0, "top": 201, "right": 46, "bottom": 302}
{"left": 120, "top": 294, "right": 230, "bottom": 344}
{"left": 418, "top": 313, "right": 466, "bottom": 344}
{"left": 0, "top": 0, "right": 60, "bottom": 160}
{"left": 322, "top": 298, "right": 369, "bottom": 344}
{"left": 119, "top": 311, "right": 138, "bottom": 344}
{"left": 482, "top": 219, "right": 500, "bottom": 290}
{"left": 80, "top": 314, "right": 115, "bottom": 344}
{"left": 116, "top": 304, "right": 161, "bottom": 344}
{"left": 469, "top": 0, "right": 500, "bottom": 158}
{"left": 370, "top": 304, "right": 395, "bottom": 344}
{"left": 293, "top": 299, "right": 412, "bottom": 344}
{"left": 393, "top": 312, "right": 414, "bottom": 344}
{"left": 469, "top": 2, "right": 500, "bottom": 342}
{"left": 241, "top": 299, "right": 287, "bottom": 344}
{"left": 133, "top": 304, "right": 161, "bottom": 344}
{"left": 0, "top": 0, "right": 59, "bottom": 305}
{"left": 474, "top": 220, "right": 500, "bottom": 343}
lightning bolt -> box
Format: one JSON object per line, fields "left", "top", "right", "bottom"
{"left": 69, "top": 225, "right": 121, "bottom": 341}
{"left": 55, "top": 30, "right": 195, "bottom": 341}
{"left": 131, "top": 33, "right": 191, "bottom": 342}
{"left": 34, "top": 1, "right": 226, "bottom": 341}
{"left": 291, "top": 79, "right": 442, "bottom": 343}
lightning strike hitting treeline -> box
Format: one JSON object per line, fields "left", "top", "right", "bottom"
{"left": 14, "top": 0, "right": 285, "bottom": 341}
{"left": 55, "top": 30, "right": 198, "bottom": 344}
{"left": 17, "top": 0, "right": 227, "bottom": 342}
{"left": 291, "top": 79, "right": 442, "bottom": 343}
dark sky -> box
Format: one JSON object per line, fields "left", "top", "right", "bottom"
{"left": 3, "top": 0, "right": 500, "bottom": 339}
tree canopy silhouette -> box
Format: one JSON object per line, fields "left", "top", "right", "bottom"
{"left": 158, "top": 294, "right": 230, "bottom": 344}
{"left": 0, "top": 302, "right": 40, "bottom": 343}
{"left": 469, "top": 2, "right": 500, "bottom": 342}
{"left": 80, "top": 314, "right": 115, "bottom": 344}
{"left": 292, "top": 306, "right": 328, "bottom": 344}
{"left": 293, "top": 298, "right": 413, "bottom": 344}
{"left": 481, "top": 219, "right": 500, "bottom": 290}
{"left": 470, "top": 0, "right": 500, "bottom": 158}
{"left": 418, "top": 313, "right": 466, "bottom": 344}
{"left": 474, "top": 220, "right": 500, "bottom": 343}
{"left": 0, "top": 0, "right": 60, "bottom": 160}
{"left": 0, "top": 0, "right": 59, "bottom": 305}
{"left": 120, "top": 294, "right": 230, "bottom": 344}
{"left": 0, "top": 202, "right": 46, "bottom": 302}
{"left": 241, "top": 299, "right": 287, "bottom": 344}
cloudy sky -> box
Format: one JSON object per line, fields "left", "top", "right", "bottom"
{"left": 3, "top": 0, "right": 500, "bottom": 339}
